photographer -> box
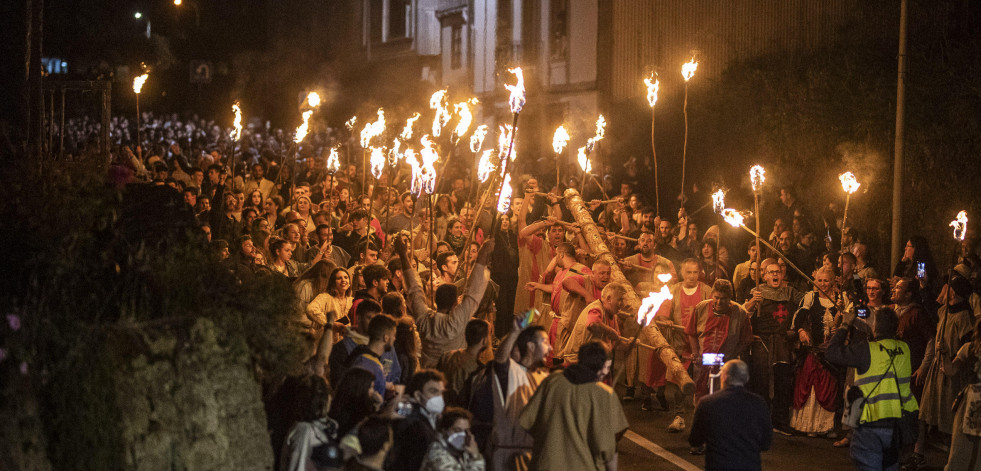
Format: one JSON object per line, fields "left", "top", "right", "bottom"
{"left": 825, "top": 307, "right": 918, "bottom": 470}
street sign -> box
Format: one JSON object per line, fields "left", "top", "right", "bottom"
{"left": 189, "top": 61, "right": 212, "bottom": 84}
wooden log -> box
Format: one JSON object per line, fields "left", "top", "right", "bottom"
{"left": 562, "top": 188, "right": 694, "bottom": 394}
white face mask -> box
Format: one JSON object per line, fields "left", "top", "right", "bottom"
{"left": 447, "top": 431, "right": 467, "bottom": 450}
{"left": 424, "top": 395, "right": 445, "bottom": 415}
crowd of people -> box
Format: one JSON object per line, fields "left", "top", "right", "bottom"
{"left": 102, "top": 111, "right": 981, "bottom": 471}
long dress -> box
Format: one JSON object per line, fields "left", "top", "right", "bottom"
{"left": 919, "top": 302, "right": 975, "bottom": 434}
{"left": 790, "top": 292, "right": 839, "bottom": 434}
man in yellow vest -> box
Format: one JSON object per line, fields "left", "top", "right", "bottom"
{"left": 826, "top": 307, "right": 919, "bottom": 471}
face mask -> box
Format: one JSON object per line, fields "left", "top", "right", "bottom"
{"left": 424, "top": 395, "right": 445, "bottom": 415}
{"left": 447, "top": 431, "right": 467, "bottom": 450}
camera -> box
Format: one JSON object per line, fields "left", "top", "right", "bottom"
{"left": 701, "top": 353, "right": 725, "bottom": 366}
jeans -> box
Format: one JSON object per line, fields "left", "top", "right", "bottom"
{"left": 850, "top": 425, "right": 899, "bottom": 471}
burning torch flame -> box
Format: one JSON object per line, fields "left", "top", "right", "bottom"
{"left": 644, "top": 73, "right": 660, "bottom": 107}
{"left": 839, "top": 172, "right": 860, "bottom": 194}
{"left": 505, "top": 67, "right": 526, "bottom": 114}
{"left": 682, "top": 58, "right": 698, "bottom": 82}
{"left": 497, "top": 173, "right": 513, "bottom": 213}
{"left": 721, "top": 209, "right": 745, "bottom": 228}
{"left": 453, "top": 98, "right": 479, "bottom": 140}
{"left": 951, "top": 211, "right": 968, "bottom": 241}
{"left": 477, "top": 150, "right": 495, "bottom": 182}
{"left": 470, "top": 125, "right": 488, "bottom": 153}
{"left": 712, "top": 189, "right": 725, "bottom": 215}
{"left": 637, "top": 274, "right": 674, "bottom": 326}
{"left": 498, "top": 124, "right": 515, "bottom": 162}
{"left": 419, "top": 135, "right": 439, "bottom": 195}
{"left": 370, "top": 146, "right": 385, "bottom": 179}
{"left": 401, "top": 113, "right": 420, "bottom": 140}
{"left": 326, "top": 147, "right": 341, "bottom": 174}
{"left": 294, "top": 110, "right": 313, "bottom": 143}
{"left": 552, "top": 125, "right": 570, "bottom": 154}
{"left": 405, "top": 149, "right": 422, "bottom": 195}
{"left": 585, "top": 115, "right": 607, "bottom": 154}
{"left": 430, "top": 90, "right": 450, "bottom": 137}
{"left": 750, "top": 165, "right": 765, "bottom": 193}
{"left": 345, "top": 116, "right": 357, "bottom": 131}
{"left": 306, "top": 92, "right": 321, "bottom": 108}
{"left": 133, "top": 73, "right": 149, "bottom": 94}
{"left": 577, "top": 147, "right": 591, "bottom": 173}
{"left": 360, "top": 108, "right": 386, "bottom": 148}
{"left": 390, "top": 139, "right": 403, "bottom": 166}
{"left": 230, "top": 102, "right": 243, "bottom": 142}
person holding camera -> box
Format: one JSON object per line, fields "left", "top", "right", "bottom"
{"left": 686, "top": 279, "right": 754, "bottom": 404}
{"left": 825, "top": 306, "right": 919, "bottom": 471}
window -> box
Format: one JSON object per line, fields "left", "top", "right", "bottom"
{"left": 549, "top": 0, "right": 569, "bottom": 61}
{"left": 451, "top": 26, "right": 463, "bottom": 69}
{"left": 389, "top": 0, "right": 409, "bottom": 39}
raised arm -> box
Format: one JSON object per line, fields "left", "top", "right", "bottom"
{"left": 394, "top": 236, "right": 433, "bottom": 319}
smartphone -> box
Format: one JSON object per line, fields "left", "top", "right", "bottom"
{"left": 701, "top": 353, "right": 725, "bottom": 366}
{"left": 518, "top": 308, "right": 537, "bottom": 329}
{"left": 917, "top": 262, "right": 926, "bottom": 279}
{"left": 856, "top": 307, "right": 869, "bottom": 319}
{"left": 395, "top": 400, "right": 413, "bottom": 417}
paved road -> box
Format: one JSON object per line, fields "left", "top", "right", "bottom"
{"left": 615, "top": 395, "right": 950, "bottom": 470}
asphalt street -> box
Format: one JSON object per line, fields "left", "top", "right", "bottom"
{"left": 615, "top": 395, "right": 950, "bottom": 470}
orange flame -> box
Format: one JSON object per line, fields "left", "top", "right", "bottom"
{"left": 839, "top": 172, "right": 860, "bottom": 194}
{"left": 497, "top": 174, "right": 513, "bottom": 213}
{"left": 470, "top": 125, "right": 488, "bottom": 153}
{"left": 294, "top": 110, "right": 313, "bottom": 143}
{"left": 577, "top": 147, "right": 591, "bottom": 173}
{"left": 721, "top": 208, "right": 744, "bottom": 228}
{"left": 133, "top": 73, "right": 149, "bottom": 94}
{"left": 682, "top": 58, "right": 698, "bottom": 82}
{"left": 230, "top": 102, "right": 243, "bottom": 142}
{"left": 643, "top": 73, "right": 659, "bottom": 107}
{"left": 453, "top": 98, "right": 479, "bottom": 140}
{"left": 429, "top": 90, "right": 450, "bottom": 137}
{"left": 360, "top": 108, "right": 386, "bottom": 148}
{"left": 326, "top": 147, "right": 341, "bottom": 174}
{"left": 477, "top": 149, "right": 495, "bottom": 182}
{"left": 750, "top": 165, "right": 765, "bottom": 193}
{"left": 951, "top": 210, "right": 968, "bottom": 241}
{"left": 505, "top": 67, "right": 526, "bottom": 114}
{"left": 552, "top": 125, "right": 570, "bottom": 154}
{"left": 637, "top": 274, "right": 674, "bottom": 326}
{"left": 712, "top": 189, "right": 725, "bottom": 214}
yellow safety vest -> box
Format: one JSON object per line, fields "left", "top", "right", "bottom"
{"left": 854, "top": 339, "right": 919, "bottom": 424}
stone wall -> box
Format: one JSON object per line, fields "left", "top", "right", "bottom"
{"left": 114, "top": 318, "right": 274, "bottom": 470}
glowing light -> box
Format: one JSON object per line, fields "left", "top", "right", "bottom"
{"left": 951, "top": 211, "right": 968, "bottom": 241}
{"left": 134, "top": 12, "right": 143, "bottom": 19}
{"left": 370, "top": 146, "right": 385, "bottom": 179}
{"left": 294, "top": 110, "right": 313, "bottom": 143}
{"left": 497, "top": 124, "right": 515, "bottom": 163}
{"left": 360, "top": 108, "right": 386, "bottom": 148}
{"left": 682, "top": 58, "right": 698, "bottom": 82}
{"left": 477, "top": 150, "right": 495, "bottom": 182}
{"left": 404, "top": 149, "right": 422, "bottom": 195}
{"left": 452, "top": 98, "right": 479, "bottom": 140}
{"left": 644, "top": 73, "right": 660, "bottom": 107}
{"left": 505, "top": 67, "right": 526, "bottom": 114}
{"left": 401, "top": 112, "right": 420, "bottom": 140}
{"left": 173, "top": 0, "right": 182, "bottom": 5}
{"left": 839, "top": 172, "right": 860, "bottom": 194}
{"left": 585, "top": 115, "right": 606, "bottom": 154}
{"left": 429, "top": 90, "right": 450, "bottom": 137}
{"left": 750, "top": 165, "right": 765, "bottom": 193}
{"left": 230, "top": 102, "right": 243, "bottom": 142}
{"left": 711, "top": 190, "right": 725, "bottom": 215}
{"left": 419, "top": 135, "right": 439, "bottom": 195}
{"left": 721, "top": 208, "right": 744, "bottom": 228}
{"left": 326, "top": 147, "right": 341, "bottom": 174}
{"left": 306, "top": 92, "right": 321, "bottom": 108}
{"left": 345, "top": 116, "right": 357, "bottom": 131}
{"left": 497, "top": 173, "right": 513, "bottom": 213}
{"left": 133, "top": 73, "right": 149, "bottom": 94}
{"left": 637, "top": 274, "right": 674, "bottom": 326}
{"left": 577, "top": 147, "right": 591, "bottom": 173}
{"left": 470, "top": 125, "right": 488, "bottom": 153}
{"left": 552, "top": 125, "right": 570, "bottom": 154}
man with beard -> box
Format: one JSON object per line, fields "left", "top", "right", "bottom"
{"left": 622, "top": 232, "right": 677, "bottom": 289}
{"left": 743, "top": 258, "right": 804, "bottom": 435}
{"left": 554, "top": 260, "right": 612, "bottom": 354}
{"left": 347, "top": 313, "right": 399, "bottom": 397}
{"left": 889, "top": 277, "right": 935, "bottom": 400}
{"left": 488, "top": 321, "right": 551, "bottom": 471}
{"left": 384, "top": 191, "right": 417, "bottom": 235}
{"left": 354, "top": 264, "right": 390, "bottom": 306}
{"left": 686, "top": 280, "right": 753, "bottom": 401}
{"left": 523, "top": 242, "right": 591, "bottom": 363}
{"left": 559, "top": 283, "right": 629, "bottom": 364}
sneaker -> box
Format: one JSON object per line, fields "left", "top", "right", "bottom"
{"left": 622, "top": 387, "right": 636, "bottom": 402}
{"left": 668, "top": 416, "right": 686, "bottom": 433}
{"left": 773, "top": 425, "right": 794, "bottom": 437}
{"left": 689, "top": 444, "right": 706, "bottom": 455}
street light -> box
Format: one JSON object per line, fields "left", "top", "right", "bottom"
{"left": 173, "top": 0, "right": 200, "bottom": 27}
{"left": 134, "top": 11, "right": 142, "bottom": 19}
{"left": 133, "top": 11, "right": 151, "bottom": 38}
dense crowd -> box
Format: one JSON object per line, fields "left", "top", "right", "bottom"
{"left": 102, "top": 112, "right": 981, "bottom": 471}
